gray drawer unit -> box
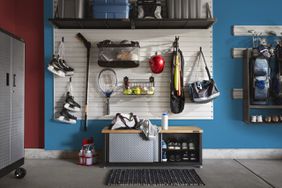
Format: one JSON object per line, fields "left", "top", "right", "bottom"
{"left": 0, "top": 28, "right": 26, "bottom": 179}
{"left": 109, "top": 134, "right": 159, "bottom": 163}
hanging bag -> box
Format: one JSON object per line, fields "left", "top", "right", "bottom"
{"left": 188, "top": 47, "right": 220, "bottom": 103}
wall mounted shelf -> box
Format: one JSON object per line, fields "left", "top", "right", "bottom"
{"left": 48, "top": 18, "right": 216, "bottom": 29}
{"left": 249, "top": 105, "right": 282, "bottom": 109}
{"left": 243, "top": 49, "right": 282, "bottom": 124}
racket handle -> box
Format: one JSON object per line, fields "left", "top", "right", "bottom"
{"left": 106, "top": 97, "right": 110, "bottom": 115}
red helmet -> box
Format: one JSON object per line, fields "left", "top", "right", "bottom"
{"left": 149, "top": 52, "right": 165, "bottom": 74}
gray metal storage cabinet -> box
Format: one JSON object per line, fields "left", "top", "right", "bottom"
{"left": 0, "top": 28, "right": 26, "bottom": 179}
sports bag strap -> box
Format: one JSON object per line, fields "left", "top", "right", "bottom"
{"left": 117, "top": 114, "right": 131, "bottom": 128}
{"left": 200, "top": 47, "right": 212, "bottom": 80}
{"left": 117, "top": 113, "right": 139, "bottom": 129}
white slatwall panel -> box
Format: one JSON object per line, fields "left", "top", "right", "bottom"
{"left": 53, "top": 0, "right": 214, "bottom": 120}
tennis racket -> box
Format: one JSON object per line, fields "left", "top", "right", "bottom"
{"left": 98, "top": 68, "right": 118, "bottom": 115}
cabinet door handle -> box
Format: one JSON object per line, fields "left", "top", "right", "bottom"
{"left": 13, "top": 74, "right": 16, "bottom": 87}
{"left": 6, "top": 73, "right": 9, "bottom": 86}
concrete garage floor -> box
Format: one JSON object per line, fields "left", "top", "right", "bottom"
{"left": 0, "top": 159, "right": 281, "bottom": 188}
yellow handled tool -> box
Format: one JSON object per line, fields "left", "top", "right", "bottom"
{"left": 174, "top": 53, "right": 179, "bottom": 91}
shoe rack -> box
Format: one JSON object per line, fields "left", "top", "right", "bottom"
{"left": 160, "top": 127, "right": 202, "bottom": 167}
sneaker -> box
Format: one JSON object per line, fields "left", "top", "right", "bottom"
{"left": 58, "top": 58, "right": 74, "bottom": 76}
{"left": 161, "top": 140, "right": 167, "bottom": 150}
{"left": 47, "top": 55, "right": 66, "bottom": 77}
{"left": 190, "top": 153, "right": 197, "bottom": 161}
{"left": 189, "top": 141, "right": 195, "bottom": 150}
{"left": 168, "top": 142, "right": 175, "bottom": 150}
{"left": 175, "top": 154, "right": 181, "bottom": 162}
{"left": 182, "top": 142, "right": 188, "bottom": 150}
{"left": 162, "top": 152, "right": 167, "bottom": 162}
{"left": 169, "top": 154, "right": 175, "bottom": 162}
{"left": 174, "top": 142, "right": 181, "bottom": 150}
{"left": 64, "top": 92, "right": 81, "bottom": 112}
{"left": 182, "top": 152, "right": 189, "bottom": 161}
{"left": 56, "top": 108, "right": 77, "bottom": 124}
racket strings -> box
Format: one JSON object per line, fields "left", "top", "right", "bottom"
{"left": 98, "top": 70, "right": 117, "bottom": 97}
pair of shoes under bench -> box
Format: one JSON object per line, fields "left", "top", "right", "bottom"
{"left": 47, "top": 55, "right": 74, "bottom": 77}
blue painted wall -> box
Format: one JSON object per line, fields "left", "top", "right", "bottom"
{"left": 44, "top": 0, "right": 282, "bottom": 150}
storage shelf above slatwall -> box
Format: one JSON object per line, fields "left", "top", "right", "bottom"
{"left": 48, "top": 18, "right": 216, "bottom": 29}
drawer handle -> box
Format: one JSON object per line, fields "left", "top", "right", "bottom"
{"left": 13, "top": 74, "right": 16, "bottom": 87}
{"left": 6, "top": 73, "right": 9, "bottom": 86}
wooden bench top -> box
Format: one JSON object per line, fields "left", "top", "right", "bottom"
{"left": 101, "top": 126, "right": 203, "bottom": 134}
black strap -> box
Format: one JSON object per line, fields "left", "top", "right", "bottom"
{"left": 199, "top": 47, "right": 212, "bottom": 80}
{"left": 112, "top": 113, "right": 139, "bottom": 129}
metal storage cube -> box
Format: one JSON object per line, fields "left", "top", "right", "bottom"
{"left": 109, "top": 134, "right": 159, "bottom": 163}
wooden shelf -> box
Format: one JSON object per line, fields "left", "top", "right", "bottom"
{"left": 161, "top": 126, "right": 203, "bottom": 133}
{"left": 247, "top": 122, "right": 282, "bottom": 125}
{"left": 48, "top": 18, "right": 216, "bottom": 29}
{"left": 102, "top": 126, "right": 203, "bottom": 134}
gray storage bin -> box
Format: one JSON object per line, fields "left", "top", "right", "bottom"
{"left": 189, "top": 0, "right": 196, "bottom": 18}
{"left": 182, "top": 0, "right": 189, "bottom": 18}
{"left": 167, "top": 0, "right": 175, "bottom": 19}
{"left": 174, "top": 0, "right": 182, "bottom": 19}
{"left": 57, "top": 0, "right": 86, "bottom": 18}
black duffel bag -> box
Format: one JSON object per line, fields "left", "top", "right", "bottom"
{"left": 188, "top": 47, "right": 220, "bottom": 103}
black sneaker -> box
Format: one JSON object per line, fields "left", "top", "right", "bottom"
{"left": 168, "top": 142, "right": 175, "bottom": 150}
{"left": 64, "top": 92, "right": 81, "bottom": 112}
{"left": 175, "top": 154, "right": 182, "bottom": 162}
{"left": 169, "top": 154, "right": 175, "bottom": 162}
{"left": 47, "top": 55, "right": 66, "bottom": 77}
{"left": 182, "top": 151, "right": 189, "bottom": 161}
{"left": 190, "top": 153, "right": 197, "bottom": 161}
{"left": 174, "top": 142, "right": 181, "bottom": 150}
{"left": 58, "top": 58, "right": 74, "bottom": 76}
{"left": 56, "top": 108, "right": 77, "bottom": 124}
{"left": 189, "top": 141, "right": 196, "bottom": 150}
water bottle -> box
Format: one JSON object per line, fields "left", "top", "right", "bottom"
{"left": 162, "top": 113, "right": 168, "bottom": 130}
{"left": 79, "top": 149, "right": 85, "bottom": 165}
{"left": 85, "top": 150, "right": 93, "bottom": 166}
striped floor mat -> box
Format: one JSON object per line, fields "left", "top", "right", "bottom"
{"left": 106, "top": 169, "right": 205, "bottom": 186}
